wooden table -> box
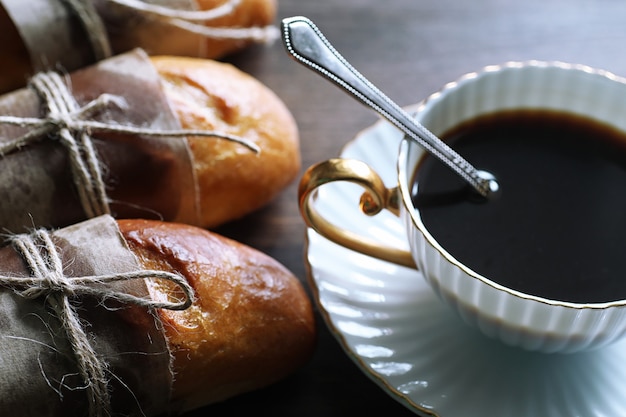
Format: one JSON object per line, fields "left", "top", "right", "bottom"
{"left": 189, "top": 0, "right": 626, "bottom": 415}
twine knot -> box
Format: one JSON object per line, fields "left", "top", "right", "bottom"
{"left": 19, "top": 267, "right": 73, "bottom": 300}
{"left": 1, "top": 227, "right": 194, "bottom": 417}
{"left": 44, "top": 93, "right": 128, "bottom": 133}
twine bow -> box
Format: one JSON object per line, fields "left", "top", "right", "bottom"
{"left": 1, "top": 228, "right": 194, "bottom": 417}
{"left": 0, "top": 71, "right": 259, "bottom": 219}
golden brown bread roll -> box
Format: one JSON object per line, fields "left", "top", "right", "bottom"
{"left": 151, "top": 55, "right": 301, "bottom": 228}
{"left": 0, "top": 51, "right": 300, "bottom": 234}
{"left": 117, "top": 218, "right": 316, "bottom": 413}
{"left": 0, "top": 0, "right": 278, "bottom": 94}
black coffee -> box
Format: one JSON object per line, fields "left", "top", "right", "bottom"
{"left": 412, "top": 110, "right": 626, "bottom": 303}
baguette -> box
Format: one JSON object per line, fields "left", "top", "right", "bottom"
{"left": 117, "top": 218, "right": 316, "bottom": 413}
{"left": 150, "top": 55, "right": 301, "bottom": 228}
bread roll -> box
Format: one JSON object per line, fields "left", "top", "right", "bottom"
{"left": 117, "top": 218, "right": 316, "bottom": 412}
{"left": 0, "top": 0, "right": 278, "bottom": 94}
{"left": 151, "top": 55, "right": 301, "bottom": 228}
{"left": 0, "top": 51, "right": 300, "bottom": 235}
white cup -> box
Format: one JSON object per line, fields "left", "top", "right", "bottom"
{"left": 299, "top": 61, "right": 626, "bottom": 353}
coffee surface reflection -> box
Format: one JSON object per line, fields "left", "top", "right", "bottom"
{"left": 412, "top": 110, "right": 626, "bottom": 304}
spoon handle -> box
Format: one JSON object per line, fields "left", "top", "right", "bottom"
{"left": 281, "top": 16, "right": 497, "bottom": 198}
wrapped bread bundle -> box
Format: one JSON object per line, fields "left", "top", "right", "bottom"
{"left": 0, "top": 48, "right": 300, "bottom": 234}
{"left": 0, "top": 214, "right": 316, "bottom": 416}
{"left": 0, "top": 0, "right": 278, "bottom": 93}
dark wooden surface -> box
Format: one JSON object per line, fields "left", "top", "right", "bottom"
{"left": 189, "top": 0, "right": 626, "bottom": 415}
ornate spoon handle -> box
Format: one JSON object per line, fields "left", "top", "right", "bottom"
{"left": 281, "top": 16, "right": 498, "bottom": 199}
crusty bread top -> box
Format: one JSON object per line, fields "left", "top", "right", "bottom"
{"left": 117, "top": 219, "right": 315, "bottom": 412}
{"left": 151, "top": 56, "right": 300, "bottom": 228}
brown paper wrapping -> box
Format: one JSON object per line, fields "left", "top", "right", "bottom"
{"left": 0, "top": 48, "right": 200, "bottom": 235}
{"left": 1, "top": 0, "right": 104, "bottom": 73}
{"left": 0, "top": 215, "right": 173, "bottom": 416}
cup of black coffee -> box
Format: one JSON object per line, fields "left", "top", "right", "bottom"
{"left": 299, "top": 61, "right": 626, "bottom": 353}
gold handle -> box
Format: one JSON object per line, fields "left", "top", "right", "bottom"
{"left": 298, "top": 158, "right": 417, "bottom": 269}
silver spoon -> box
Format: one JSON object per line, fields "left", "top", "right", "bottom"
{"left": 281, "top": 16, "right": 499, "bottom": 199}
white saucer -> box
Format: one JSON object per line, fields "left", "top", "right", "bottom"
{"left": 304, "top": 110, "right": 626, "bottom": 416}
